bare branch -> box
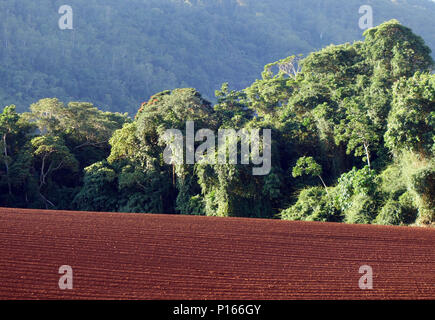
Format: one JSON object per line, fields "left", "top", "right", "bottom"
{"left": 278, "top": 56, "right": 302, "bottom": 79}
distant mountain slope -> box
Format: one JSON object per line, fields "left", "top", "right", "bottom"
{"left": 0, "top": 0, "right": 434, "bottom": 114}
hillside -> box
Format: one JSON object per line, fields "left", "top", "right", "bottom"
{"left": 1, "top": 0, "right": 435, "bottom": 114}
{"left": 0, "top": 207, "right": 434, "bottom": 299}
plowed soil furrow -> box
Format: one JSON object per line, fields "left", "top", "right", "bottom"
{"left": 0, "top": 207, "right": 434, "bottom": 299}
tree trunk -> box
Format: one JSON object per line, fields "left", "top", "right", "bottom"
{"left": 39, "top": 192, "right": 55, "bottom": 209}
{"left": 318, "top": 175, "right": 329, "bottom": 194}
{"left": 39, "top": 155, "right": 47, "bottom": 188}
{"left": 2, "top": 133, "right": 12, "bottom": 195}
{"left": 363, "top": 142, "right": 371, "bottom": 170}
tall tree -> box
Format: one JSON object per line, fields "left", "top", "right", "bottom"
{"left": 31, "top": 135, "right": 78, "bottom": 208}
{"left": 0, "top": 105, "right": 19, "bottom": 195}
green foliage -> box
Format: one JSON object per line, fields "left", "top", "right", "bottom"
{"left": 117, "top": 165, "right": 169, "bottom": 214}
{"left": 244, "top": 61, "right": 295, "bottom": 119}
{"left": 292, "top": 156, "right": 322, "bottom": 178}
{"left": 215, "top": 83, "right": 253, "bottom": 128}
{"left": 377, "top": 155, "right": 433, "bottom": 226}
{"left": 107, "top": 122, "right": 141, "bottom": 164}
{"left": 73, "top": 161, "right": 119, "bottom": 212}
{"left": 344, "top": 193, "right": 378, "bottom": 224}
{"left": 342, "top": 166, "right": 377, "bottom": 196}
{"left": 379, "top": 164, "right": 407, "bottom": 199}
{"left": 398, "top": 153, "right": 435, "bottom": 224}
{"left": 281, "top": 186, "right": 342, "bottom": 222}
{"left": 385, "top": 72, "right": 435, "bottom": 157}
{"left": 31, "top": 135, "right": 79, "bottom": 208}
{"left": 2, "top": 18, "right": 434, "bottom": 227}
{"left": 0, "top": 105, "right": 19, "bottom": 134}
{"left": 31, "top": 135, "right": 78, "bottom": 170}
{"left": 363, "top": 19, "right": 434, "bottom": 83}
{"left": 0, "top": 99, "right": 128, "bottom": 209}
{"left": 329, "top": 166, "right": 383, "bottom": 225}
{"left": 0, "top": 105, "right": 35, "bottom": 205}
{"left": 334, "top": 97, "right": 380, "bottom": 168}
{"left": 374, "top": 193, "right": 418, "bottom": 226}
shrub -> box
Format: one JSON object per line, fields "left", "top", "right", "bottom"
{"left": 375, "top": 199, "right": 403, "bottom": 225}
{"left": 398, "top": 191, "right": 418, "bottom": 224}
{"left": 379, "top": 164, "right": 407, "bottom": 200}
{"left": 344, "top": 194, "right": 378, "bottom": 224}
{"left": 336, "top": 166, "right": 378, "bottom": 212}
{"left": 399, "top": 152, "right": 435, "bottom": 224}
{"left": 281, "top": 186, "right": 342, "bottom": 222}
{"left": 375, "top": 192, "right": 418, "bottom": 225}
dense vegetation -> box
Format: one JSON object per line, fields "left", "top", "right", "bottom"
{"left": 1, "top": 0, "right": 435, "bottom": 114}
{"left": 1, "top": 20, "right": 434, "bottom": 226}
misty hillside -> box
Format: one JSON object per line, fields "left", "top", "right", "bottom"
{"left": 1, "top": 0, "right": 434, "bottom": 114}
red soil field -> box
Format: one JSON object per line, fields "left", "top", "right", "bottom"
{"left": 0, "top": 207, "right": 434, "bottom": 300}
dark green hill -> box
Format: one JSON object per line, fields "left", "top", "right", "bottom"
{"left": 1, "top": 0, "right": 434, "bottom": 114}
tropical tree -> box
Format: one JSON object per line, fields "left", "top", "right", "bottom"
{"left": 292, "top": 156, "right": 328, "bottom": 193}
{"left": 385, "top": 72, "right": 435, "bottom": 157}
{"left": 0, "top": 105, "right": 20, "bottom": 195}
{"left": 31, "top": 135, "right": 78, "bottom": 208}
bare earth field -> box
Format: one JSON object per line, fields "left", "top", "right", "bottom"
{"left": 0, "top": 207, "right": 434, "bottom": 299}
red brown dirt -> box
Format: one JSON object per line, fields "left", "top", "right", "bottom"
{"left": 0, "top": 207, "right": 434, "bottom": 299}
